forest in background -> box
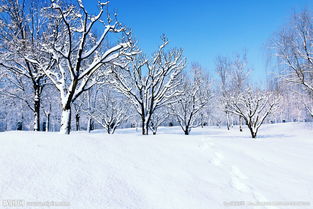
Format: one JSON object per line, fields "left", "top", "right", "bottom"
{"left": 0, "top": 0, "right": 313, "bottom": 138}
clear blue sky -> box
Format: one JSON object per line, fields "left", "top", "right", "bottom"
{"left": 86, "top": 0, "right": 313, "bottom": 83}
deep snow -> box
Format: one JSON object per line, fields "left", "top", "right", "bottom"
{"left": 0, "top": 123, "right": 312, "bottom": 209}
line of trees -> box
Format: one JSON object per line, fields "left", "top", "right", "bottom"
{"left": 0, "top": 0, "right": 312, "bottom": 138}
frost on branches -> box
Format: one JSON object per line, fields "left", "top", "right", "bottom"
{"left": 41, "top": 0, "right": 136, "bottom": 134}
{"left": 273, "top": 10, "right": 313, "bottom": 117}
{"left": 0, "top": 0, "right": 54, "bottom": 131}
{"left": 170, "top": 64, "right": 212, "bottom": 135}
{"left": 110, "top": 36, "right": 186, "bottom": 135}
{"left": 85, "top": 87, "right": 129, "bottom": 134}
{"left": 215, "top": 53, "right": 250, "bottom": 131}
{"left": 227, "top": 89, "right": 280, "bottom": 138}
{"left": 149, "top": 106, "right": 169, "bottom": 135}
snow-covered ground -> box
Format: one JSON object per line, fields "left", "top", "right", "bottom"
{"left": 0, "top": 123, "right": 312, "bottom": 209}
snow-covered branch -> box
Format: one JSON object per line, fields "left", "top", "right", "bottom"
{"left": 170, "top": 64, "right": 212, "bottom": 135}
{"left": 42, "top": 0, "right": 136, "bottom": 134}
{"left": 227, "top": 88, "right": 281, "bottom": 138}
{"left": 109, "top": 37, "right": 186, "bottom": 135}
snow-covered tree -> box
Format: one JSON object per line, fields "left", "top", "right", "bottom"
{"left": 170, "top": 64, "right": 212, "bottom": 135}
{"left": 215, "top": 56, "right": 233, "bottom": 130}
{"left": 215, "top": 53, "right": 250, "bottom": 131}
{"left": 0, "top": 0, "right": 53, "bottom": 131}
{"left": 266, "top": 76, "right": 311, "bottom": 123}
{"left": 273, "top": 10, "right": 313, "bottom": 117}
{"left": 41, "top": 84, "right": 61, "bottom": 132}
{"left": 230, "top": 53, "right": 250, "bottom": 131}
{"left": 83, "top": 86, "right": 100, "bottom": 133}
{"left": 110, "top": 36, "right": 186, "bottom": 135}
{"left": 227, "top": 88, "right": 280, "bottom": 138}
{"left": 86, "top": 87, "right": 128, "bottom": 134}
{"left": 41, "top": 0, "right": 136, "bottom": 134}
{"left": 304, "top": 92, "right": 313, "bottom": 117}
{"left": 149, "top": 106, "right": 169, "bottom": 135}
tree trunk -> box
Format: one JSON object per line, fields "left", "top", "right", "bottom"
{"left": 17, "top": 113, "right": 24, "bottom": 130}
{"left": 226, "top": 112, "right": 230, "bottom": 130}
{"left": 107, "top": 126, "right": 111, "bottom": 134}
{"left": 33, "top": 88, "right": 40, "bottom": 131}
{"left": 75, "top": 113, "right": 80, "bottom": 131}
{"left": 248, "top": 125, "right": 257, "bottom": 138}
{"left": 112, "top": 126, "right": 117, "bottom": 134}
{"left": 142, "top": 123, "right": 149, "bottom": 135}
{"left": 4, "top": 114, "right": 7, "bottom": 131}
{"left": 107, "top": 123, "right": 113, "bottom": 134}
{"left": 141, "top": 115, "right": 149, "bottom": 135}
{"left": 60, "top": 106, "right": 71, "bottom": 135}
{"left": 239, "top": 115, "right": 243, "bottom": 132}
{"left": 46, "top": 113, "right": 50, "bottom": 132}
{"left": 184, "top": 126, "right": 190, "bottom": 135}
{"left": 87, "top": 116, "right": 93, "bottom": 133}
{"left": 87, "top": 117, "right": 91, "bottom": 133}
{"left": 251, "top": 131, "right": 257, "bottom": 138}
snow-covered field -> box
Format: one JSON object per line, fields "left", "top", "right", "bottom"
{"left": 0, "top": 123, "right": 312, "bottom": 209}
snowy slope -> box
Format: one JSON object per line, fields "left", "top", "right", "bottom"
{"left": 0, "top": 123, "right": 312, "bottom": 209}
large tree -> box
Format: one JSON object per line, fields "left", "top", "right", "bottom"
{"left": 0, "top": 0, "right": 53, "bottom": 131}
{"left": 40, "top": 0, "right": 136, "bottom": 134}
{"left": 273, "top": 10, "right": 313, "bottom": 117}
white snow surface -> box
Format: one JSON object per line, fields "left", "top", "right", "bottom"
{"left": 0, "top": 122, "right": 313, "bottom": 209}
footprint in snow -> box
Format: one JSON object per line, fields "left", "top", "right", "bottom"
{"left": 210, "top": 152, "right": 224, "bottom": 167}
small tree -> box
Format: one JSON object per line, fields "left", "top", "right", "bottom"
{"left": 230, "top": 53, "right": 250, "bottom": 131}
{"left": 110, "top": 36, "right": 186, "bottom": 135}
{"left": 171, "top": 64, "right": 212, "bottom": 135}
{"left": 149, "top": 106, "right": 169, "bottom": 135}
{"left": 215, "top": 52, "right": 250, "bottom": 131}
{"left": 86, "top": 87, "right": 128, "bottom": 134}
{"left": 227, "top": 88, "right": 280, "bottom": 138}
{"left": 215, "top": 56, "right": 232, "bottom": 130}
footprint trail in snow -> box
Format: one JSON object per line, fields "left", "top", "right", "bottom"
{"left": 200, "top": 137, "right": 280, "bottom": 209}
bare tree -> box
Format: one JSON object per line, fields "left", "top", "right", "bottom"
{"left": 149, "top": 106, "right": 169, "bottom": 135}
{"left": 86, "top": 87, "right": 128, "bottom": 134}
{"left": 227, "top": 88, "right": 280, "bottom": 138}
{"left": 171, "top": 64, "right": 212, "bottom": 135}
{"left": 41, "top": 0, "right": 136, "bottom": 134}
{"left": 273, "top": 10, "right": 313, "bottom": 117}
{"left": 110, "top": 36, "right": 186, "bottom": 135}
{"left": 40, "top": 83, "right": 61, "bottom": 132}
{"left": 83, "top": 86, "right": 100, "bottom": 133}
{"left": 230, "top": 53, "right": 250, "bottom": 131}
{"left": 215, "top": 56, "right": 232, "bottom": 130}
{"left": 215, "top": 53, "right": 250, "bottom": 131}
{"left": 0, "top": 0, "right": 53, "bottom": 131}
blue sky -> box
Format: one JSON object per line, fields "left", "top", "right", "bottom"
{"left": 86, "top": 0, "right": 313, "bottom": 83}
